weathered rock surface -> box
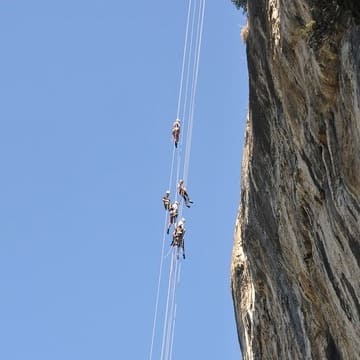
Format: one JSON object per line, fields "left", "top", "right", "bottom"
{"left": 231, "top": 1, "right": 360, "bottom": 359}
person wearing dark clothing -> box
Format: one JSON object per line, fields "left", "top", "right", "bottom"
{"left": 177, "top": 180, "right": 193, "bottom": 208}
{"left": 167, "top": 201, "right": 179, "bottom": 234}
{"left": 171, "top": 218, "right": 186, "bottom": 259}
{"left": 162, "top": 190, "right": 171, "bottom": 210}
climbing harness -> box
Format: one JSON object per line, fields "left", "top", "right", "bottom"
{"left": 149, "top": 1, "right": 206, "bottom": 359}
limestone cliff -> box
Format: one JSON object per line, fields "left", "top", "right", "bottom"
{"left": 231, "top": 1, "right": 360, "bottom": 359}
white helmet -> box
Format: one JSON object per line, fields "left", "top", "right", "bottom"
{"left": 179, "top": 179, "right": 184, "bottom": 184}
{"left": 166, "top": 190, "right": 170, "bottom": 194}
{"left": 181, "top": 218, "right": 185, "bottom": 223}
{"left": 175, "top": 201, "right": 179, "bottom": 205}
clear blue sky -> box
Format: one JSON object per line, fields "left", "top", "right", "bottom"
{"left": 0, "top": 1, "right": 248, "bottom": 359}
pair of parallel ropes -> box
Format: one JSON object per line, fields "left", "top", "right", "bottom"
{"left": 149, "top": 1, "right": 206, "bottom": 360}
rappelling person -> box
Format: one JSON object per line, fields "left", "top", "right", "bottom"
{"left": 167, "top": 201, "right": 179, "bottom": 234}
{"left": 172, "top": 119, "right": 181, "bottom": 148}
{"left": 171, "top": 218, "right": 186, "bottom": 259}
{"left": 178, "top": 179, "right": 193, "bottom": 208}
{"left": 162, "top": 190, "right": 171, "bottom": 211}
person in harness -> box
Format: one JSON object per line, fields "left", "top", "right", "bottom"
{"left": 162, "top": 190, "right": 171, "bottom": 211}
{"left": 178, "top": 179, "right": 193, "bottom": 208}
{"left": 171, "top": 218, "right": 186, "bottom": 259}
{"left": 172, "top": 119, "right": 181, "bottom": 148}
{"left": 167, "top": 201, "right": 179, "bottom": 234}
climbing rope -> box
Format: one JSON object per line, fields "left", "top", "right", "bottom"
{"left": 167, "top": 259, "right": 182, "bottom": 360}
{"left": 162, "top": 1, "right": 206, "bottom": 359}
{"left": 176, "top": 0, "right": 193, "bottom": 121}
{"left": 183, "top": 0, "right": 205, "bottom": 186}
{"left": 160, "top": 250, "right": 178, "bottom": 360}
{"left": 149, "top": 1, "right": 206, "bottom": 359}
{"left": 163, "top": 2, "right": 206, "bottom": 359}
{"left": 149, "top": 147, "right": 176, "bottom": 360}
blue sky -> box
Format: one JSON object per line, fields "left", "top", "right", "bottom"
{"left": 0, "top": 1, "right": 248, "bottom": 359}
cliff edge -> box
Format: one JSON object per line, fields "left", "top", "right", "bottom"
{"left": 231, "top": 1, "right": 360, "bottom": 359}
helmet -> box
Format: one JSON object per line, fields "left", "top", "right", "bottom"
{"left": 166, "top": 190, "right": 170, "bottom": 194}
{"left": 179, "top": 179, "right": 184, "bottom": 184}
{"left": 175, "top": 201, "right": 179, "bottom": 205}
{"left": 181, "top": 218, "right": 185, "bottom": 223}
{"left": 175, "top": 118, "right": 181, "bottom": 123}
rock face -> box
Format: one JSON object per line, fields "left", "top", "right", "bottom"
{"left": 231, "top": 1, "right": 360, "bottom": 359}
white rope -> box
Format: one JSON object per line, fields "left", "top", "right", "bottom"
{"left": 175, "top": 146, "right": 182, "bottom": 203}
{"left": 175, "top": 0, "right": 194, "bottom": 205}
{"left": 180, "top": 0, "right": 197, "bottom": 124}
{"left": 167, "top": 260, "right": 181, "bottom": 360}
{"left": 176, "top": 0, "right": 192, "bottom": 120}
{"left": 169, "top": 304, "right": 177, "bottom": 360}
{"left": 182, "top": 1, "right": 199, "bottom": 184}
{"left": 165, "top": 2, "right": 206, "bottom": 358}
{"left": 159, "top": 2, "right": 195, "bottom": 356}
{"left": 152, "top": 1, "right": 206, "bottom": 359}
{"left": 177, "top": 0, "right": 197, "bottom": 220}
{"left": 160, "top": 250, "right": 176, "bottom": 360}
{"left": 164, "top": 255, "right": 179, "bottom": 360}
{"left": 149, "top": 146, "right": 176, "bottom": 360}
{"left": 168, "top": 144, "right": 176, "bottom": 192}
{"left": 183, "top": 0, "right": 206, "bottom": 185}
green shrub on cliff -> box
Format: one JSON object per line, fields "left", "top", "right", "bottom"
{"left": 231, "top": 0, "right": 247, "bottom": 12}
